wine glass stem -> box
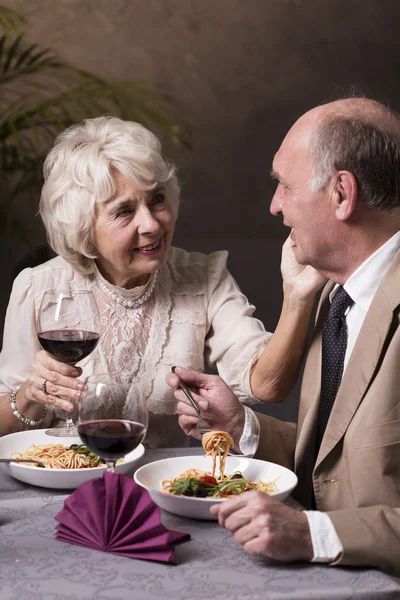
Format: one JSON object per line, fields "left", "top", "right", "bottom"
{"left": 64, "top": 361, "right": 77, "bottom": 432}
{"left": 105, "top": 460, "right": 116, "bottom": 473}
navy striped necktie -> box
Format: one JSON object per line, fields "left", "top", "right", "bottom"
{"left": 316, "top": 286, "right": 354, "bottom": 449}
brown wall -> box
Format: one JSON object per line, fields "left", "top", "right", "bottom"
{"left": 2, "top": 0, "right": 400, "bottom": 421}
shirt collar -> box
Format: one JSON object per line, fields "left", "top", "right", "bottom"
{"left": 329, "top": 231, "right": 400, "bottom": 312}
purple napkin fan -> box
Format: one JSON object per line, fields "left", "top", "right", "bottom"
{"left": 55, "top": 471, "right": 190, "bottom": 562}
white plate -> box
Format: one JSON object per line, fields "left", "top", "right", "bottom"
{"left": 0, "top": 429, "right": 145, "bottom": 489}
{"left": 134, "top": 454, "right": 298, "bottom": 520}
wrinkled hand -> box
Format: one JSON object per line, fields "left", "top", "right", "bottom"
{"left": 21, "top": 350, "right": 85, "bottom": 412}
{"left": 281, "top": 235, "right": 327, "bottom": 300}
{"left": 166, "top": 367, "right": 245, "bottom": 446}
{"left": 210, "top": 490, "right": 313, "bottom": 563}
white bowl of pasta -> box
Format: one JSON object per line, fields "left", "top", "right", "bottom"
{"left": 134, "top": 454, "right": 298, "bottom": 520}
{"left": 0, "top": 428, "right": 145, "bottom": 489}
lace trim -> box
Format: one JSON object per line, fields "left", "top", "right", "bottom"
{"left": 140, "top": 263, "right": 173, "bottom": 413}
{"left": 172, "top": 309, "right": 206, "bottom": 325}
{"left": 94, "top": 266, "right": 157, "bottom": 301}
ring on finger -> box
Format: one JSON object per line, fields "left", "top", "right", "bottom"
{"left": 41, "top": 380, "right": 49, "bottom": 395}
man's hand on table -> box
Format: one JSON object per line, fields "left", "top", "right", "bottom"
{"left": 210, "top": 490, "right": 314, "bottom": 563}
{"left": 166, "top": 366, "right": 245, "bottom": 449}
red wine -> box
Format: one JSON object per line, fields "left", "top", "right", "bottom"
{"left": 77, "top": 420, "right": 146, "bottom": 459}
{"left": 38, "top": 329, "right": 99, "bottom": 364}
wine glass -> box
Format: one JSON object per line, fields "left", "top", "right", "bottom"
{"left": 77, "top": 374, "right": 148, "bottom": 473}
{"left": 37, "top": 289, "right": 101, "bottom": 437}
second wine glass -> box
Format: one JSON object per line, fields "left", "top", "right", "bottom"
{"left": 37, "top": 289, "right": 100, "bottom": 437}
{"left": 78, "top": 374, "right": 148, "bottom": 473}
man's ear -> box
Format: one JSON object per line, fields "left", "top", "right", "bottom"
{"left": 331, "top": 171, "right": 357, "bottom": 221}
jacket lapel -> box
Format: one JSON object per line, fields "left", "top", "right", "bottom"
{"left": 294, "top": 284, "right": 332, "bottom": 468}
{"left": 315, "top": 249, "right": 400, "bottom": 469}
{"left": 293, "top": 284, "right": 332, "bottom": 506}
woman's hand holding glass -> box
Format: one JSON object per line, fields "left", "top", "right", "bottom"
{"left": 36, "top": 289, "right": 100, "bottom": 436}
{"left": 24, "top": 350, "right": 85, "bottom": 412}
{"left": 78, "top": 374, "right": 148, "bottom": 473}
{"left": 13, "top": 350, "right": 85, "bottom": 430}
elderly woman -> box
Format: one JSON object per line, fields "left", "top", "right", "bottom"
{"left": 0, "top": 116, "right": 324, "bottom": 446}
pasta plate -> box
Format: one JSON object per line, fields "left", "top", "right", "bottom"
{"left": 0, "top": 428, "right": 144, "bottom": 489}
{"left": 134, "top": 454, "right": 298, "bottom": 520}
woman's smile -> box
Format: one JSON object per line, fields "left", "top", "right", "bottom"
{"left": 93, "top": 172, "right": 176, "bottom": 288}
{"left": 134, "top": 237, "right": 162, "bottom": 255}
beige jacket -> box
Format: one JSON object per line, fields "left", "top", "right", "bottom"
{"left": 255, "top": 249, "right": 400, "bottom": 578}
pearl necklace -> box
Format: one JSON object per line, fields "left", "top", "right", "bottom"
{"left": 96, "top": 272, "right": 158, "bottom": 308}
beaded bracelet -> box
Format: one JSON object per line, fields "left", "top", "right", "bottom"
{"left": 9, "top": 385, "right": 47, "bottom": 427}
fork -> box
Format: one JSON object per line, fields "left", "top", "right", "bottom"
{"left": 171, "top": 367, "right": 211, "bottom": 435}
{"left": 0, "top": 458, "right": 46, "bottom": 467}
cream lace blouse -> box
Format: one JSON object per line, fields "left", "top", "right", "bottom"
{"left": 0, "top": 247, "right": 272, "bottom": 447}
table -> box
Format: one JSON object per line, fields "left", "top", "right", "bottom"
{"left": 0, "top": 448, "right": 399, "bottom": 600}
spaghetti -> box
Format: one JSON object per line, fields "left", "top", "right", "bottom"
{"left": 161, "top": 429, "right": 280, "bottom": 498}
{"left": 11, "top": 443, "right": 104, "bottom": 469}
{"left": 202, "top": 430, "right": 234, "bottom": 478}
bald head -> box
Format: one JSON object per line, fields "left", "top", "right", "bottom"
{"left": 289, "top": 98, "right": 400, "bottom": 148}
{"left": 294, "top": 97, "right": 400, "bottom": 212}
{"left": 320, "top": 98, "right": 400, "bottom": 135}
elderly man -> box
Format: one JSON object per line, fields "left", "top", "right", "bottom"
{"left": 167, "top": 98, "right": 400, "bottom": 578}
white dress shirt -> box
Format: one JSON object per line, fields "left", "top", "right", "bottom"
{"left": 239, "top": 230, "right": 400, "bottom": 562}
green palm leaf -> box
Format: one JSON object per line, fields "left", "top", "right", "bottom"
{"left": 0, "top": 5, "right": 23, "bottom": 39}
{"left": 0, "top": 35, "right": 64, "bottom": 84}
{"left": 1, "top": 80, "right": 191, "bottom": 150}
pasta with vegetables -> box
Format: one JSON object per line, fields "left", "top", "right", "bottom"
{"left": 161, "top": 430, "right": 280, "bottom": 498}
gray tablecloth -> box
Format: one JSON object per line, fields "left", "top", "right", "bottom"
{"left": 0, "top": 447, "right": 399, "bottom": 600}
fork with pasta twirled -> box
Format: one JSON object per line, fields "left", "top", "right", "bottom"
{"left": 171, "top": 366, "right": 211, "bottom": 435}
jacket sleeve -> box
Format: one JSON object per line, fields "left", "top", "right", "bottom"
{"left": 328, "top": 505, "right": 400, "bottom": 578}
{"left": 254, "top": 412, "right": 297, "bottom": 471}
{"left": 256, "top": 409, "right": 400, "bottom": 578}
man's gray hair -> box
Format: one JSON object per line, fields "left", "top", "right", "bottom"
{"left": 39, "top": 116, "right": 180, "bottom": 275}
{"left": 309, "top": 106, "right": 400, "bottom": 212}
